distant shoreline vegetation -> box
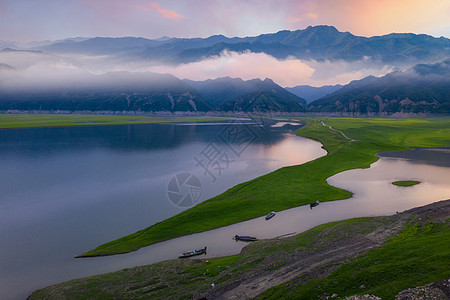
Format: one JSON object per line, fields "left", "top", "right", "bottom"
{"left": 0, "top": 114, "right": 227, "bottom": 129}
{"left": 392, "top": 180, "right": 421, "bottom": 187}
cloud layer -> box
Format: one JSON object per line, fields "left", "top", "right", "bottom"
{"left": 147, "top": 51, "right": 393, "bottom": 87}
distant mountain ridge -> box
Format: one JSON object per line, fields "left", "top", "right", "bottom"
{"left": 185, "top": 77, "right": 306, "bottom": 106}
{"left": 286, "top": 84, "right": 343, "bottom": 103}
{"left": 29, "top": 25, "right": 450, "bottom": 65}
{"left": 0, "top": 71, "right": 212, "bottom": 112}
{"left": 0, "top": 69, "right": 306, "bottom": 113}
{"left": 308, "top": 59, "right": 450, "bottom": 115}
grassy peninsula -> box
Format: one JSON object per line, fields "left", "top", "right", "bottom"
{"left": 392, "top": 180, "right": 421, "bottom": 186}
{"left": 0, "top": 114, "right": 225, "bottom": 129}
{"left": 80, "top": 117, "right": 450, "bottom": 257}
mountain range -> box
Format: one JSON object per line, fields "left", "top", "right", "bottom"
{"left": 0, "top": 70, "right": 305, "bottom": 112}
{"left": 0, "top": 59, "right": 448, "bottom": 114}
{"left": 286, "top": 84, "right": 343, "bottom": 103}
{"left": 185, "top": 77, "right": 306, "bottom": 111}
{"left": 0, "top": 71, "right": 212, "bottom": 112}
{"left": 0, "top": 26, "right": 449, "bottom": 114}
{"left": 308, "top": 59, "right": 450, "bottom": 114}
{"left": 14, "top": 25, "right": 448, "bottom": 66}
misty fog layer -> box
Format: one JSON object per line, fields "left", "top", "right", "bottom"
{"left": 0, "top": 49, "right": 399, "bottom": 90}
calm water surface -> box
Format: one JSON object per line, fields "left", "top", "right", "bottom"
{"left": 112, "top": 148, "right": 450, "bottom": 267}
{"left": 0, "top": 120, "right": 326, "bottom": 300}
{"left": 1, "top": 124, "right": 449, "bottom": 300}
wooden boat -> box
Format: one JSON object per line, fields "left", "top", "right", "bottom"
{"left": 310, "top": 200, "right": 320, "bottom": 209}
{"left": 265, "top": 211, "right": 276, "bottom": 220}
{"left": 234, "top": 235, "right": 258, "bottom": 241}
{"left": 178, "top": 246, "right": 207, "bottom": 258}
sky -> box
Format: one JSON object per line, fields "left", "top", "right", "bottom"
{"left": 1, "top": 0, "right": 449, "bottom": 87}
{"left": 1, "top": 0, "right": 449, "bottom": 42}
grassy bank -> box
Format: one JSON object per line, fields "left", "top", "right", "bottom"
{"left": 29, "top": 200, "right": 450, "bottom": 299}
{"left": 81, "top": 117, "right": 450, "bottom": 257}
{"left": 260, "top": 217, "right": 450, "bottom": 299}
{"left": 0, "top": 114, "right": 224, "bottom": 129}
{"left": 392, "top": 180, "right": 421, "bottom": 186}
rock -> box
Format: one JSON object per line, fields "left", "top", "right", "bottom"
{"left": 345, "top": 294, "right": 381, "bottom": 300}
{"left": 395, "top": 278, "right": 450, "bottom": 299}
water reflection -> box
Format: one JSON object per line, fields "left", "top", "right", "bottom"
{"left": 90, "top": 149, "right": 450, "bottom": 280}
{"left": 0, "top": 121, "right": 325, "bottom": 300}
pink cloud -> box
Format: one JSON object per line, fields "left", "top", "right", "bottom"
{"left": 147, "top": 2, "right": 183, "bottom": 20}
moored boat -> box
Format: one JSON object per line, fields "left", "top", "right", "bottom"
{"left": 310, "top": 200, "right": 320, "bottom": 209}
{"left": 234, "top": 235, "right": 258, "bottom": 241}
{"left": 178, "top": 246, "right": 207, "bottom": 258}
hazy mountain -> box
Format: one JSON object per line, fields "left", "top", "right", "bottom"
{"left": 219, "top": 91, "right": 305, "bottom": 112}
{"left": 0, "top": 71, "right": 212, "bottom": 112}
{"left": 308, "top": 59, "right": 450, "bottom": 115}
{"left": 285, "top": 84, "right": 343, "bottom": 103}
{"left": 0, "top": 63, "right": 15, "bottom": 70}
{"left": 39, "top": 37, "right": 168, "bottom": 55}
{"left": 185, "top": 77, "right": 306, "bottom": 107}
{"left": 0, "top": 41, "right": 17, "bottom": 49}
{"left": 31, "top": 26, "right": 450, "bottom": 65}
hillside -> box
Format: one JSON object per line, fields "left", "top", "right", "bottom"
{"left": 286, "top": 84, "right": 343, "bottom": 103}
{"left": 308, "top": 59, "right": 450, "bottom": 114}
{"left": 185, "top": 77, "right": 306, "bottom": 109}
{"left": 0, "top": 71, "right": 212, "bottom": 112}
{"left": 219, "top": 91, "right": 305, "bottom": 112}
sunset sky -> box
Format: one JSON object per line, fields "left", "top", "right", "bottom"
{"left": 1, "top": 0, "right": 449, "bottom": 41}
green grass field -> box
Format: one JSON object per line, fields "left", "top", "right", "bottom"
{"left": 0, "top": 114, "right": 224, "bottom": 129}
{"left": 259, "top": 219, "right": 450, "bottom": 299}
{"left": 392, "top": 180, "right": 421, "bottom": 186}
{"left": 81, "top": 117, "right": 450, "bottom": 257}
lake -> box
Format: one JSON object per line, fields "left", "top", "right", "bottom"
{"left": 0, "top": 119, "right": 326, "bottom": 300}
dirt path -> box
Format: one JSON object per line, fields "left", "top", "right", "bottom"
{"left": 321, "top": 121, "right": 357, "bottom": 142}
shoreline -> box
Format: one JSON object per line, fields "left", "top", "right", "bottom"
{"left": 80, "top": 117, "right": 450, "bottom": 257}
{"left": 0, "top": 113, "right": 228, "bottom": 130}
{"left": 29, "top": 199, "right": 450, "bottom": 299}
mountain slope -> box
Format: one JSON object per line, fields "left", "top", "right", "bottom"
{"left": 308, "top": 59, "right": 450, "bottom": 114}
{"left": 286, "top": 84, "right": 343, "bottom": 103}
{"left": 185, "top": 77, "right": 306, "bottom": 107}
{"left": 0, "top": 71, "right": 212, "bottom": 112}
{"left": 219, "top": 91, "right": 305, "bottom": 112}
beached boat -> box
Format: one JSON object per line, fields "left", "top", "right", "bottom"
{"left": 234, "top": 235, "right": 258, "bottom": 241}
{"left": 265, "top": 211, "right": 276, "bottom": 220}
{"left": 310, "top": 200, "right": 320, "bottom": 209}
{"left": 178, "top": 246, "right": 207, "bottom": 258}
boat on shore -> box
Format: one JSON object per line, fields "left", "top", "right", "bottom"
{"left": 310, "top": 200, "right": 320, "bottom": 209}
{"left": 265, "top": 211, "right": 276, "bottom": 220}
{"left": 234, "top": 235, "right": 258, "bottom": 242}
{"left": 178, "top": 246, "right": 207, "bottom": 258}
